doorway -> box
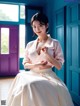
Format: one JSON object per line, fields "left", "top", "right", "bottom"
{"left": 0, "top": 25, "right": 19, "bottom": 76}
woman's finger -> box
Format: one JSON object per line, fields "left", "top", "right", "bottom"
{"left": 41, "top": 47, "right": 48, "bottom": 53}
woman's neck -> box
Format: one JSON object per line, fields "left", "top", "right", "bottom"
{"left": 38, "top": 34, "right": 48, "bottom": 43}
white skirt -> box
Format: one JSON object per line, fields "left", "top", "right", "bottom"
{"left": 7, "top": 69, "right": 74, "bottom": 106}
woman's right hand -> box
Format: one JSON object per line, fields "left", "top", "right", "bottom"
{"left": 35, "top": 61, "right": 52, "bottom": 70}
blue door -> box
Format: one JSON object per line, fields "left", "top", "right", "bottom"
{"left": 66, "top": 3, "right": 80, "bottom": 105}
{"left": 54, "top": 7, "right": 66, "bottom": 82}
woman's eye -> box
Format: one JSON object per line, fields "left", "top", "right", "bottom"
{"left": 40, "top": 24, "right": 43, "bottom": 27}
{"left": 32, "top": 26, "right": 36, "bottom": 28}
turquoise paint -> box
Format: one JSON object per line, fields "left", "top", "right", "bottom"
{"left": 46, "top": 2, "right": 80, "bottom": 105}
{"left": 19, "top": 58, "right": 24, "bottom": 70}
{"left": 45, "top": 0, "right": 77, "bottom": 36}
{"left": 54, "top": 8, "right": 65, "bottom": 82}
{"left": 0, "top": 0, "right": 26, "bottom": 4}
{"left": 0, "top": 21, "right": 20, "bottom": 25}
{"left": 53, "top": 0, "right": 69, "bottom": 11}
{"left": 66, "top": 3, "right": 80, "bottom": 105}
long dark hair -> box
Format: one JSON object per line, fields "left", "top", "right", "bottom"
{"left": 31, "top": 12, "right": 49, "bottom": 32}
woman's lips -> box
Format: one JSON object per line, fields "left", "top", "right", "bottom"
{"left": 37, "top": 32, "right": 41, "bottom": 33}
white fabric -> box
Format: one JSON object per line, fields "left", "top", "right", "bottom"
{"left": 7, "top": 36, "right": 74, "bottom": 106}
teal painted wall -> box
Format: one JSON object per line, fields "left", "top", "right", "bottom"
{"left": 53, "top": 0, "right": 69, "bottom": 11}
{"left": 46, "top": 0, "right": 69, "bottom": 36}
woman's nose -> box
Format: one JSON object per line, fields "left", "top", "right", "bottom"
{"left": 36, "top": 27, "right": 40, "bottom": 32}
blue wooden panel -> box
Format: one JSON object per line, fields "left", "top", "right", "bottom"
{"left": 67, "top": 3, "right": 80, "bottom": 105}
{"left": 70, "top": 4, "right": 78, "bottom": 22}
{"left": 78, "top": 26, "right": 80, "bottom": 68}
{"left": 72, "top": 26, "right": 78, "bottom": 66}
{"left": 72, "top": 72, "right": 79, "bottom": 95}
{"left": 55, "top": 8, "right": 65, "bottom": 82}
{"left": 67, "top": 70, "right": 72, "bottom": 90}
{"left": 56, "top": 11, "right": 64, "bottom": 26}
{"left": 56, "top": 27, "right": 64, "bottom": 81}
{"left": 78, "top": 5, "right": 80, "bottom": 20}
{"left": 56, "top": 27, "right": 64, "bottom": 47}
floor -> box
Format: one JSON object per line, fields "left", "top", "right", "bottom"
{"left": 0, "top": 77, "right": 15, "bottom": 106}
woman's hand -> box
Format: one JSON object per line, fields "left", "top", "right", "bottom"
{"left": 38, "top": 60, "right": 52, "bottom": 70}
{"left": 41, "top": 47, "right": 48, "bottom": 54}
{"left": 41, "top": 46, "right": 62, "bottom": 70}
{"left": 24, "top": 60, "right": 52, "bottom": 70}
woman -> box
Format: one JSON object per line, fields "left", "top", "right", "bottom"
{"left": 7, "top": 12, "right": 74, "bottom": 106}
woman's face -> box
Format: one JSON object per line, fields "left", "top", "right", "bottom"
{"left": 32, "top": 20, "right": 48, "bottom": 37}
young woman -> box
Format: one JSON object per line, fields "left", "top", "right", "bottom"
{"left": 7, "top": 12, "right": 74, "bottom": 106}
